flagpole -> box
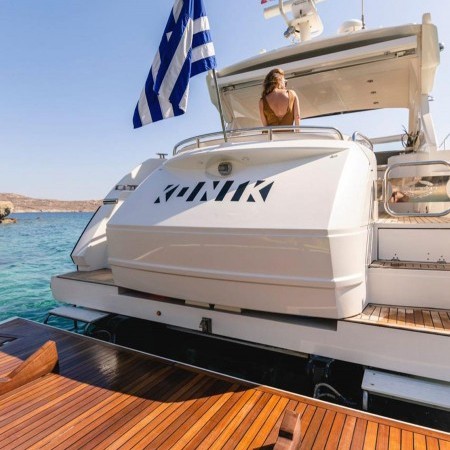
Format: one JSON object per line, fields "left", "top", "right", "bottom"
{"left": 212, "top": 69, "right": 228, "bottom": 143}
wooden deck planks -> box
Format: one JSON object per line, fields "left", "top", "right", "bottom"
{"left": 370, "top": 260, "right": 450, "bottom": 271}
{"left": 246, "top": 395, "right": 290, "bottom": 449}
{"left": 220, "top": 391, "right": 272, "bottom": 450}
{"left": 363, "top": 421, "right": 378, "bottom": 450}
{"left": 349, "top": 418, "right": 368, "bottom": 450}
{"left": 0, "top": 318, "right": 447, "bottom": 449}
{"left": 375, "top": 423, "right": 390, "bottom": 450}
{"left": 57, "top": 268, "right": 115, "bottom": 286}
{"left": 82, "top": 371, "right": 205, "bottom": 450}
{"left": 139, "top": 379, "right": 232, "bottom": 450}
{"left": 40, "top": 366, "right": 178, "bottom": 450}
{"left": 299, "top": 406, "right": 327, "bottom": 449}
{"left": 311, "top": 409, "right": 336, "bottom": 450}
{"left": 169, "top": 384, "right": 242, "bottom": 450}
{"left": 100, "top": 373, "right": 212, "bottom": 450}
{"left": 338, "top": 416, "right": 358, "bottom": 450}
{"left": 401, "top": 430, "right": 414, "bottom": 450}
{"left": 346, "top": 304, "right": 450, "bottom": 336}
{"left": 389, "top": 427, "right": 402, "bottom": 450}
{"left": 182, "top": 388, "right": 251, "bottom": 449}
{"left": 376, "top": 213, "right": 450, "bottom": 225}
{"left": 261, "top": 399, "right": 303, "bottom": 448}
{"left": 324, "top": 411, "right": 347, "bottom": 450}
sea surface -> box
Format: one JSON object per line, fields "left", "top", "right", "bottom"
{"left": 0, "top": 212, "right": 93, "bottom": 324}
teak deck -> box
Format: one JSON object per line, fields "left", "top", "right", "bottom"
{"left": 59, "top": 268, "right": 115, "bottom": 286}
{"left": 376, "top": 213, "right": 450, "bottom": 226}
{"left": 345, "top": 304, "right": 450, "bottom": 336}
{"left": 0, "top": 319, "right": 448, "bottom": 449}
{"left": 370, "top": 260, "right": 450, "bottom": 271}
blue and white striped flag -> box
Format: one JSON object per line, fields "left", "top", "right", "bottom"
{"left": 133, "top": 0, "right": 216, "bottom": 128}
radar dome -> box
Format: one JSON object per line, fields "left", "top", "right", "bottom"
{"left": 338, "top": 19, "right": 363, "bottom": 34}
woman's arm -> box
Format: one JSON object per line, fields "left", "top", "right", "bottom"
{"left": 293, "top": 92, "right": 301, "bottom": 126}
{"left": 259, "top": 98, "right": 268, "bottom": 126}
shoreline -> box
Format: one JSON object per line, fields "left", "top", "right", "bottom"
{"left": 0, "top": 193, "right": 102, "bottom": 214}
{"left": 11, "top": 210, "right": 97, "bottom": 214}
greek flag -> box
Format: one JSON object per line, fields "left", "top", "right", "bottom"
{"left": 133, "top": 0, "right": 216, "bottom": 128}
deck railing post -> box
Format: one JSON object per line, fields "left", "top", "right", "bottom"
{"left": 212, "top": 69, "right": 228, "bottom": 143}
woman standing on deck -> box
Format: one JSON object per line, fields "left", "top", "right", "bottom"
{"left": 259, "top": 68, "right": 301, "bottom": 127}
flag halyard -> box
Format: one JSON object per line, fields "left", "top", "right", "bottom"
{"left": 133, "top": 0, "right": 216, "bottom": 128}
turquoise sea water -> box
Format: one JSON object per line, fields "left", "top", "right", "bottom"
{"left": 0, "top": 212, "right": 93, "bottom": 323}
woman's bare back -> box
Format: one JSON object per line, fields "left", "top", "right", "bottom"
{"left": 265, "top": 90, "right": 290, "bottom": 118}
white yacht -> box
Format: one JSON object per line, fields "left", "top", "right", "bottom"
{"left": 51, "top": 0, "right": 450, "bottom": 415}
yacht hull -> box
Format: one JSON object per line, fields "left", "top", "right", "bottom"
{"left": 107, "top": 141, "right": 376, "bottom": 319}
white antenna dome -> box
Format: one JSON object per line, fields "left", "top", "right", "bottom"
{"left": 338, "top": 19, "right": 363, "bottom": 34}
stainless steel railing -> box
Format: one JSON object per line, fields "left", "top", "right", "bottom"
{"left": 351, "top": 132, "right": 373, "bottom": 151}
{"left": 173, "top": 126, "right": 344, "bottom": 155}
{"left": 439, "top": 133, "right": 450, "bottom": 149}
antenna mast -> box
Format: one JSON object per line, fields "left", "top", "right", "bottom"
{"left": 263, "top": 0, "right": 325, "bottom": 43}
{"left": 361, "top": 0, "right": 366, "bottom": 29}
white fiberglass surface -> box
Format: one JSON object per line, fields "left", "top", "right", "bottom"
{"left": 106, "top": 142, "right": 374, "bottom": 318}
{"left": 107, "top": 227, "right": 368, "bottom": 284}
{"left": 108, "top": 146, "right": 374, "bottom": 231}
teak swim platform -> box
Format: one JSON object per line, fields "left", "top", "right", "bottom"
{"left": 0, "top": 318, "right": 448, "bottom": 449}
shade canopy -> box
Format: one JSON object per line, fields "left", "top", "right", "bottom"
{"left": 209, "top": 20, "right": 440, "bottom": 129}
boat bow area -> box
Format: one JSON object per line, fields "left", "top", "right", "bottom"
{"left": 0, "top": 318, "right": 448, "bottom": 449}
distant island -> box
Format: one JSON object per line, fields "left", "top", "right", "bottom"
{"left": 0, "top": 193, "right": 102, "bottom": 213}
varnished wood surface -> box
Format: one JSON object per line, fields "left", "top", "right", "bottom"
{"left": 0, "top": 318, "right": 448, "bottom": 449}
{"left": 58, "top": 269, "right": 115, "bottom": 286}
{"left": 346, "top": 304, "right": 450, "bottom": 336}
{"left": 370, "top": 260, "right": 450, "bottom": 271}
{"left": 376, "top": 212, "right": 450, "bottom": 226}
{"left": 0, "top": 340, "right": 58, "bottom": 395}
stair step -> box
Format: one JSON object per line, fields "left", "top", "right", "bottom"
{"left": 44, "top": 306, "right": 109, "bottom": 324}
{"left": 378, "top": 228, "right": 450, "bottom": 262}
{"left": 370, "top": 260, "right": 450, "bottom": 271}
{"left": 368, "top": 265, "right": 450, "bottom": 309}
{"left": 362, "top": 369, "right": 450, "bottom": 411}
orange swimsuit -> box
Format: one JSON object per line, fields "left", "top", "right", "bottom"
{"left": 262, "top": 90, "right": 295, "bottom": 126}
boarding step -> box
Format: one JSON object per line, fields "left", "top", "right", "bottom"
{"left": 362, "top": 369, "right": 450, "bottom": 411}
{"left": 376, "top": 212, "right": 450, "bottom": 226}
{"left": 44, "top": 306, "right": 110, "bottom": 328}
{"left": 377, "top": 228, "right": 450, "bottom": 262}
{"left": 57, "top": 269, "right": 115, "bottom": 286}
{"left": 345, "top": 304, "right": 450, "bottom": 335}
{"left": 370, "top": 260, "right": 450, "bottom": 271}
{"left": 368, "top": 263, "right": 450, "bottom": 309}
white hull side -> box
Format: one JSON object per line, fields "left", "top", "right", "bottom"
{"left": 108, "top": 227, "right": 368, "bottom": 318}
{"left": 71, "top": 158, "right": 165, "bottom": 272}
{"left": 51, "top": 275, "right": 450, "bottom": 383}
{"left": 107, "top": 142, "right": 376, "bottom": 319}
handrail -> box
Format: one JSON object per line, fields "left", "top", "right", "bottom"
{"left": 370, "top": 134, "right": 403, "bottom": 145}
{"left": 383, "top": 160, "right": 450, "bottom": 217}
{"left": 352, "top": 132, "right": 373, "bottom": 151}
{"left": 439, "top": 133, "right": 450, "bottom": 149}
{"left": 173, "top": 126, "right": 344, "bottom": 155}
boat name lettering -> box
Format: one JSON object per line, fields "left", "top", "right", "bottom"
{"left": 154, "top": 180, "right": 274, "bottom": 204}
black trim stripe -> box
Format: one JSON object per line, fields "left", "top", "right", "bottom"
{"left": 187, "top": 182, "right": 206, "bottom": 202}
{"left": 231, "top": 182, "right": 249, "bottom": 202}
{"left": 215, "top": 181, "right": 234, "bottom": 201}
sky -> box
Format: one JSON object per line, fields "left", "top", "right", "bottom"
{"left": 1, "top": 0, "right": 449, "bottom": 200}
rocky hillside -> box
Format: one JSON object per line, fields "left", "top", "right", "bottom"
{"left": 0, "top": 193, "right": 102, "bottom": 213}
